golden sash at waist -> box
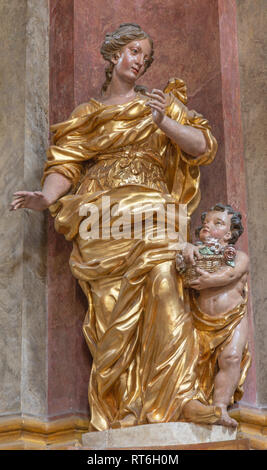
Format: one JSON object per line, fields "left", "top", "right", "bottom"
{"left": 77, "top": 146, "right": 168, "bottom": 194}
{"left": 92, "top": 146, "right": 164, "bottom": 169}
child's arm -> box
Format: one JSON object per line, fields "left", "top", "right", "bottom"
{"left": 189, "top": 250, "right": 249, "bottom": 290}
{"left": 180, "top": 242, "right": 202, "bottom": 265}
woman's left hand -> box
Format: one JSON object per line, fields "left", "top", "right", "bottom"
{"left": 146, "top": 89, "right": 167, "bottom": 125}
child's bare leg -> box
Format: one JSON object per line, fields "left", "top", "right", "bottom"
{"left": 213, "top": 315, "right": 248, "bottom": 427}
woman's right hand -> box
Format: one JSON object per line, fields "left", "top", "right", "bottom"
{"left": 9, "top": 191, "right": 51, "bottom": 212}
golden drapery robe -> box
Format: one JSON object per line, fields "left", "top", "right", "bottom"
{"left": 43, "top": 79, "right": 218, "bottom": 431}
{"left": 191, "top": 291, "right": 251, "bottom": 405}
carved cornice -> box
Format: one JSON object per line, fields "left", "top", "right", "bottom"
{"left": 229, "top": 406, "right": 267, "bottom": 450}
{"left": 0, "top": 414, "right": 89, "bottom": 449}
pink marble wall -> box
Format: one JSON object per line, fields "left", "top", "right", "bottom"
{"left": 216, "top": 0, "right": 256, "bottom": 404}
{"left": 47, "top": 0, "right": 256, "bottom": 417}
{"left": 48, "top": 0, "right": 91, "bottom": 418}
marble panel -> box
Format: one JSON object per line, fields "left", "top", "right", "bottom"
{"left": 236, "top": 0, "right": 267, "bottom": 406}
{"left": 215, "top": 0, "right": 257, "bottom": 405}
{"left": 0, "top": 0, "right": 49, "bottom": 417}
{"left": 21, "top": 0, "right": 49, "bottom": 416}
{"left": 0, "top": 0, "right": 27, "bottom": 414}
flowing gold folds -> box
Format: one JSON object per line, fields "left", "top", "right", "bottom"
{"left": 43, "top": 78, "right": 217, "bottom": 217}
{"left": 42, "top": 78, "right": 219, "bottom": 431}
{"left": 164, "top": 77, "right": 188, "bottom": 105}
{"left": 49, "top": 184, "right": 198, "bottom": 431}
{"left": 42, "top": 97, "right": 157, "bottom": 188}
{"left": 163, "top": 79, "right": 217, "bottom": 217}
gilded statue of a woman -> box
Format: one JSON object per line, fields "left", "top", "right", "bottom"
{"left": 10, "top": 23, "right": 226, "bottom": 431}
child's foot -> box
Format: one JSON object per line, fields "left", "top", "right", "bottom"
{"left": 215, "top": 406, "right": 238, "bottom": 427}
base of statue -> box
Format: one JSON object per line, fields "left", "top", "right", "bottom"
{"left": 81, "top": 422, "right": 240, "bottom": 450}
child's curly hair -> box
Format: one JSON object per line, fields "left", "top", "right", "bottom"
{"left": 195, "top": 203, "right": 244, "bottom": 245}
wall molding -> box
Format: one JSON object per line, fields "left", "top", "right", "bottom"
{"left": 230, "top": 406, "right": 267, "bottom": 450}
{"left": 0, "top": 414, "right": 89, "bottom": 449}
{"left": 0, "top": 407, "right": 266, "bottom": 450}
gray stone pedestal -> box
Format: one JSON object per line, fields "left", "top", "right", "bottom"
{"left": 82, "top": 422, "right": 237, "bottom": 449}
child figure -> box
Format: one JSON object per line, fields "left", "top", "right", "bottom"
{"left": 178, "top": 203, "right": 251, "bottom": 427}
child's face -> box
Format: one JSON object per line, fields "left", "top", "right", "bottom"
{"left": 199, "top": 210, "right": 232, "bottom": 244}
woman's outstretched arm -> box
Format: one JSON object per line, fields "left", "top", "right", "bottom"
{"left": 10, "top": 173, "right": 72, "bottom": 212}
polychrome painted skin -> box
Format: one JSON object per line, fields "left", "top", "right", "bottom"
{"left": 185, "top": 206, "right": 251, "bottom": 427}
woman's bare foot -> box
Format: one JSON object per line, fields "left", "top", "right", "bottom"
{"left": 182, "top": 400, "right": 222, "bottom": 425}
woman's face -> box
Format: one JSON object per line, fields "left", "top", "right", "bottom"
{"left": 112, "top": 38, "right": 152, "bottom": 83}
